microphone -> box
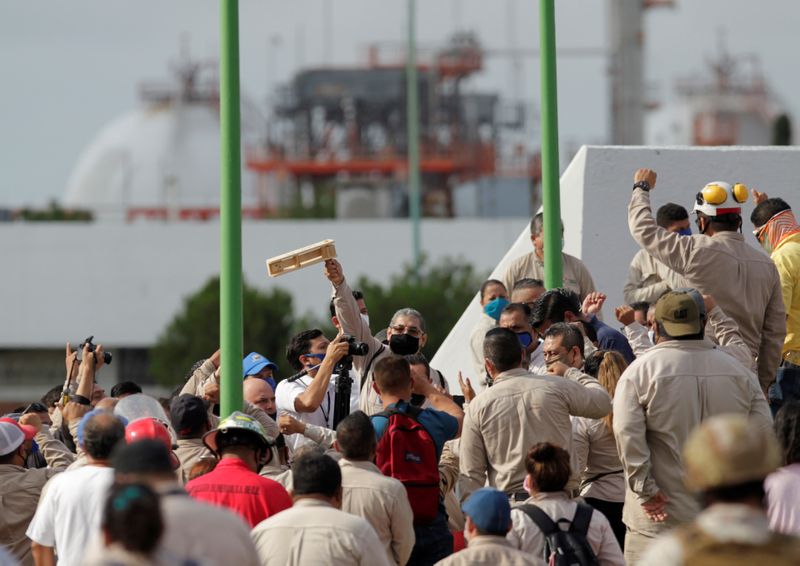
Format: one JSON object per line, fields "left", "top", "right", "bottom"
{"left": 285, "top": 363, "right": 322, "bottom": 382}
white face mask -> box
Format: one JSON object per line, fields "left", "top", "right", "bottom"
{"left": 647, "top": 329, "right": 656, "bottom": 344}
{"left": 360, "top": 313, "right": 370, "bottom": 327}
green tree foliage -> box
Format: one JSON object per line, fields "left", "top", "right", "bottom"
{"left": 352, "top": 257, "right": 487, "bottom": 357}
{"left": 772, "top": 114, "right": 793, "bottom": 146}
{"left": 149, "top": 276, "right": 294, "bottom": 386}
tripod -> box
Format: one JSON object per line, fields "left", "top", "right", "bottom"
{"left": 332, "top": 355, "right": 354, "bottom": 430}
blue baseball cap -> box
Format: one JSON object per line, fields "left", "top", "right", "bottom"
{"left": 461, "top": 488, "right": 511, "bottom": 534}
{"left": 242, "top": 352, "right": 278, "bottom": 378}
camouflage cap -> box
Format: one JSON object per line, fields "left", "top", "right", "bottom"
{"left": 683, "top": 414, "right": 782, "bottom": 491}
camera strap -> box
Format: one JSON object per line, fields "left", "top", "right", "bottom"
{"left": 361, "top": 344, "right": 386, "bottom": 391}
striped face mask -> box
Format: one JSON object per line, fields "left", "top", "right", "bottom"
{"left": 754, "top": 209, "right": 800, "bottom": 254}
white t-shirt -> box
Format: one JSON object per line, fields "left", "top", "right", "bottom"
{"left": 26, "top": 465, "right": 115, "bottom": 565}
{"left": 276, "top": 373, "right": 359, "bottom": 453}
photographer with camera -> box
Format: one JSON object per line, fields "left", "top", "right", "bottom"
{"left": 276, "top": 331, "right": 354, "bottom": 454}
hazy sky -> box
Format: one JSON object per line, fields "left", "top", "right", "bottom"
{"left": 1, "top": 0, "right": 797, "bottom": 207}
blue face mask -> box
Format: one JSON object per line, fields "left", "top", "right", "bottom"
{"left": 517, "top": 331, "right": 533, "bottom": 348}
{"left": 483, "top": 297, "right": 510, "bottom": 321}
{"left": 677, "top": 228, "right": 692, "bottom": 236}
{"left": 303, "top": 353, "right": 325, "bottom": 367}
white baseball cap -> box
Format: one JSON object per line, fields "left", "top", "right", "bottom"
{"left": 0, "top": 421, "right": 25, "bottom": 456}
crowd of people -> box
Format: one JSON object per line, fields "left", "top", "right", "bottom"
{"left": 1, "top": 168, "right": 799, "bottom": 566}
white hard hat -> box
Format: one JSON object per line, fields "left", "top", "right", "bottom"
{"left": 693, "top": 181, "right": 749, "bottom": 217}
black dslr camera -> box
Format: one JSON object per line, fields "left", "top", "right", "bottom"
{"left": 75, "top": 335, "right": 113, "bottom": 365}
{"left": 342, "top": 334, "right": 369, "bottom": 357}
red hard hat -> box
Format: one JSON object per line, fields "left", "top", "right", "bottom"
{"left": 125, "top": 417, "right": 180, "bottom": 469}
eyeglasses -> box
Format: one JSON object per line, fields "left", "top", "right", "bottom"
{"left": 390, "top": 324, "right": 424, "bottom": 337}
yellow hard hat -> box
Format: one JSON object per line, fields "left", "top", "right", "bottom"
{"left": 683, "top": 414, "right": 781, "bottom": 491}
{"left": 202, "top": 411, "right": 269, "bottom": 453}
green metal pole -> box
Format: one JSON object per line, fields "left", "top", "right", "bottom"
{"left": 406, "top": 0, "right": 422, "bottom": 275}
{"left": 539, "top": 0, "right": 563, "bottom": 289}
{"left": 219, "top": 0, "right": 243, "bottom": 417}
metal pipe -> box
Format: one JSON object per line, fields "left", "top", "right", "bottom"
{"left": 407, "top": 0, "right": 422, "bottom": 275}
{"left": 539, "top": 0, "right": 563, "bottom": 289}
{"left": 219, "top": 0, "right": 244, "bottom": 417}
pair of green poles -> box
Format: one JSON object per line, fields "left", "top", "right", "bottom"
{"left": 219, "top": 0, "right": 563, "bottom": 416}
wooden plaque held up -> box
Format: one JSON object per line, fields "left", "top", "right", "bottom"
{"left": 266, "top": 239, "right": 337, "bottom": 277}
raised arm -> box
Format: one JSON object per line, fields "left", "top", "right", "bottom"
{"left": 628, "top": 169, "right": 695, "bottom": 276}
{"left": 325, "top": 259, "right": 382, "bottom": 350}
{"left": 181, "top": 350, "right": 220, "bottom": 397}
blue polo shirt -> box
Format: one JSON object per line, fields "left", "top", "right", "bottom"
{"left": 371, "top": 400, "right": 458, "bottom": 460}
{"left": 587, "top": 315, "right": 635, "bottom": 363}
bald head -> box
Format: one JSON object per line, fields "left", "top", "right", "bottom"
{"left": 82, "top": 412, "right": 126, "bottom": 461}
{"left": 243, "top": 378, "right": 276, "bottom": 417}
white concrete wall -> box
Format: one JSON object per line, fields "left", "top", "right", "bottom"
{"left": 0, "top": 218, "right": 524, "bottom": 348}
{"left": 432, "top": 145, "right": 800, "bottom": 392}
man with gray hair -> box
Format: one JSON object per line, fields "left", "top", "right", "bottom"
{"left": 613, "top": 288, "right": 773, "bottom": 565}
{"left": 324, "top": 258, "right": 435, "bottom": 415}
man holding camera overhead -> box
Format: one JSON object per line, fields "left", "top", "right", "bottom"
{"left": 275, "top": 331, "right": 352, "bottom": 453}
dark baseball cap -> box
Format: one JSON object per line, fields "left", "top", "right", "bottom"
{"left": 169, "top": 394, "right": 208, "bottom": 437}
{"left": 112, "top": 439, "right": 174, "bottom": 474}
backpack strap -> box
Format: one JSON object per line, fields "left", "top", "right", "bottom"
{"left": 517, "top": 504, "right": 559, "bottom": 536}
{"left": 569, "top": 503, "right": 594, "bottom": 537}
{"left": 360, "top": 344, "right": 387, "bottom": 391}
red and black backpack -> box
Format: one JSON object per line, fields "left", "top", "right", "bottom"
{"left": 375, "top": 405, "right": 440, "bottom": 525}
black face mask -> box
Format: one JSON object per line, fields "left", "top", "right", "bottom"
{"left": 389, "top": 333, "right": 420, "bottom": 356}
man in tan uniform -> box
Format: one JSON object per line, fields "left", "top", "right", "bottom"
{"left": 628, "top": 169, "right": 786, "bottom": 394}
{"left": 251, "top": 450, "right": 391, "bottom": 566}
{"left": 501, "top": 212, "right": 597, "bottom": 301}
{"left": 459, "top": 325, "right": 612, "bottom": 502}
{"left": 613, "top": 290, "right": 773, "bottom": 564}
{"left": 641, "top": 414, "right": 800, "bottom": 565}
{"left": 435, "top": 488, "right": 537, "bottom": 566}
{"left": 623, "top": 202, "right": 690, "bottom": 305}
{"left": 335, "top": 411, "right": 415, "bottom": 566}
{"left": 0, "top": 415, "right": 74, "bottom": 566}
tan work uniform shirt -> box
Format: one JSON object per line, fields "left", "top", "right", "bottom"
{"left": 508, "top": 491, "right": 625, "bottom": 566}
{"left": 469, "top": 313, "right": 497, "bottom": 380}
{"left": 181, "top": 358, "right": 281, "bottom": 440}
{"left": 458, "top": 367, "right": 612, "bottom": 501}
{"left": 629, "top": 188, "right": 786, "bottom": 392}
{"left": 571, "top": 416, "right": 624, "bottom": 502}
{"left": 0, "top": 430, "right": 74, "bottom": 566}
{"left": 175, "top": 438, "right": 212, "bottom": 484}
{"left": 339, "top": 458, "right": 415, "bottom": 566}
{"left": 250, "top": 498, "right": 392, "bottom": 566}
{"left": 613, "top": 339, "right": 772, "bottom": 537}
{"left": 435, "top": 535, "right": 539, "bottom": 566}
{"left": 332, "top": 277, "right": 391, "bottom": 416}
{"left": 501, "top": 252, "right": 596, "bottom": 302}
{"left": 623, "top": 248, "right": 687, "bottom": 305}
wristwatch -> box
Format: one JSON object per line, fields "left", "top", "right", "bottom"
{"left": 633, "top": 180, "right": 651, "bottom": 192}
